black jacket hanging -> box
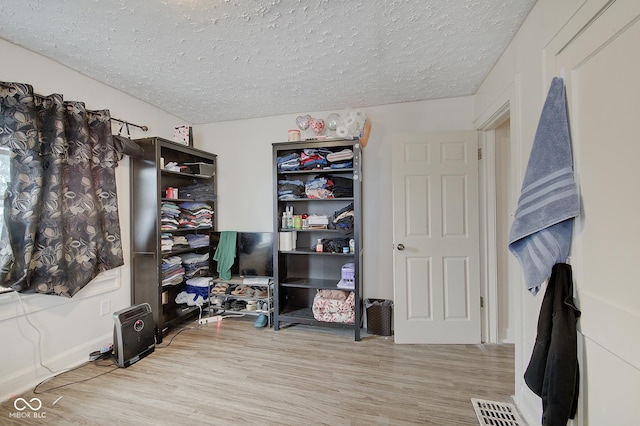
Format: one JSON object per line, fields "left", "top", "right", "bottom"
{"left": 524, "top": 263, "right": 581, "bottom": 426}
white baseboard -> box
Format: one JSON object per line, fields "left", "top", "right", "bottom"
{"left": 0, "top": 332, "right": 112, "bottom": 403}
{"left": 502, "top": 326, "right": 515, "bottom": 344}
{"left": 515, "top": 384, "right": 542, "bottom": 426}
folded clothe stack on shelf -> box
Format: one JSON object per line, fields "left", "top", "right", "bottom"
{"left": 162, "top": 256, "right": 185, "bottom": 286}
{"left": 277, "top": 147, "right": 354, "bottom": 172}
{"left": 278, "top": 179, "right": 305, "bottom": 200}
{"left": 161, "top": 202, "right": 181, "bottom": 230}
{"left": 329, "top": 203, "right": 354, "bottom": 235}
{"left": 181, "top": 252, "right": 210, "bottom": 278}
{"left": 305, "top": 176, "right": 334, "bottom": 199}
{"left": 279, "top": 175, "right": 353, "bottom": 200}
{"left": 327, "top": 175, "right": 353, "bottom": 198}
{"left": 161, "top": 233, "right": 192, "bottom": 253}
{"left": 277, "top": 152, "right": 300, "bottom": 171}
{"left": 185, "top": 233, "right": 209, "bottom": 248}
{"left": 180, "top": 181, "right": 216, "bottom": 203}
{"left": 161, "top": 233, "right": 174, "bottom": 252}
{"left": 299, "top": 149, "right": 329, "bottom": 170}
{"left": 172, "top": 235, "right": 189, "bottom": 250}
{"left": 326, "top": 149, "right": 353, "bottom": 169}
{"left": 179, "top": 202, "right": 213, "bottom": 229}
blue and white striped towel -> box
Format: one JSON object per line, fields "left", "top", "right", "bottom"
{"left": 508, "top": 77, "right": 580, "bottom": 295}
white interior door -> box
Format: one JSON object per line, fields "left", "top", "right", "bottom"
{"left": 392, "top": 131, "right": 480, "bottom": 344}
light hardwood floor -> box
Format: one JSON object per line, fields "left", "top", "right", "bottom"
{"left": 1, "top": 318, "right": 514, "bottom": 425}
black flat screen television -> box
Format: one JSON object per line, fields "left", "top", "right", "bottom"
{"left": 210, "top": 231, "right": 273, "bottom": 278}
{"left": 238, "top": 232, "right": 273, "bottom": 277}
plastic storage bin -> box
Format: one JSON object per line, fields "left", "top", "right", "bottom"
{"left": 365, "top": 299, "right": 393, "bottom": 336}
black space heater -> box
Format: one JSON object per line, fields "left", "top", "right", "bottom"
{"left": 113, "top": 303, "right": 155, "bottom": 368}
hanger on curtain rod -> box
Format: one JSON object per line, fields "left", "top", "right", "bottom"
{"left": 0, "top": 81, "right": 149, "bottom": 132}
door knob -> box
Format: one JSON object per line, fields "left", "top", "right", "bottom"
{"left": 396, "top": 244, "right": 405, "bottom": 251}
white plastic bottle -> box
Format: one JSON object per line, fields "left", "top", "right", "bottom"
{"left": 286, "top": 207, "right": 294, "bottom": 229}
{"left": 316, "top": 239, "right": 323, "bottom": 253}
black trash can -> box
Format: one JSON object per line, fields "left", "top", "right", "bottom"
{"left": 365, "top": 299, "right": 393, "bottom": 336}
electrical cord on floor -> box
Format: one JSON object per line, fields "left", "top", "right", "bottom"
{"left": 154, "top": 316, "right": 204, "bottom": 349}
{"left": 155, "top": 305, "right": 246, "bottom": 349}
{"left": 12, "top": 290, "right": 56, "bottom": 374}
{"left": 33, "top": 356, "right": 119, "bottom": 395}
{"left": 196, "top": 303, "right": 226, "bottom": 322}
{"left": 154, "top": 326, "right": 193, "bottom": 349}
{"left": 197, "top": 301, "right": 247, "bottom": 321}
{"left": 11, "top": 289, "right": 120, "bottom": 395}
{"left": 214, "top": 313, "right": 246, "bottom": 320}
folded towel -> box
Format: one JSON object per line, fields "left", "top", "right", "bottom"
{"left": 508, "top": 77, "right": 580, "bottom": 295}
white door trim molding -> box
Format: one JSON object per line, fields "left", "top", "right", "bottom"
{"left": 478, "top": 129, "right": 497, "bottom": 343}
{"left": 475, "top": 77, "right": 522, "bottom": 344}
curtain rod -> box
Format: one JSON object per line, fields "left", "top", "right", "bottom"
{"left": 111, "top": 117, "right": 149, "bottom": 132}
{"left": 0, "top": 81, "right": 149, "bottom": 132}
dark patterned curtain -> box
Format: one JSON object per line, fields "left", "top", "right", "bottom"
{"left": 0, "top": 82, "right": 123, "bottom": 297}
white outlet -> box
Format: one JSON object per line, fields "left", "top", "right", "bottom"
{"left": 100, "top": 299, "right": 111, "bottom": 316}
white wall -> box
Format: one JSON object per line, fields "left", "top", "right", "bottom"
{"left": 0, "top": 38, "right": 184, "bottom": 402}
{"left": 194, "top": 97, "right": 475, "bottom": 301}
{"left": 474, "top": 0, "right": 640, "bottom": 424}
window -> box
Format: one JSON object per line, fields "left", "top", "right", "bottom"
{"left": 0, "top": 147, "right": 8, "bottom": 230}
{"left": 0, "top": 147, "right": 10, "bottom": 294}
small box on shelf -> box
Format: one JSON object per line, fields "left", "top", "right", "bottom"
{"left": 185, "top": 162, "right": 215, "bottom": 177}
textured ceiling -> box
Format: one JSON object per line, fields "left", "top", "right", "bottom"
{"left": 0, "top": 0, "right": 536, "bottom": 124}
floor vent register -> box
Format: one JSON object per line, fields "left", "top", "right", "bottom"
{"left": 471, "top": 398, "right": 526, "bottom": 426}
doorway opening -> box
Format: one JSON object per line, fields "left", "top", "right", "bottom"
{"left": 479, "top": 108, "right": 514, "bottom": 344}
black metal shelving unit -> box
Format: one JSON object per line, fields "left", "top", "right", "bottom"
{"left": 272, "top": 139, "right": 363, "bottom": 341}
{"left": 130, "top": 137, "right": 217, "bottom": 343}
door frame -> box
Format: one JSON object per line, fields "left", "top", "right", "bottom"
{"left": 476, "top": 79, "right": 521, "bottom": 344}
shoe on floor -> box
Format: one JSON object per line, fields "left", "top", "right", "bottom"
{"left": 254, "top": 313, "right": 268, "bottom": 328}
